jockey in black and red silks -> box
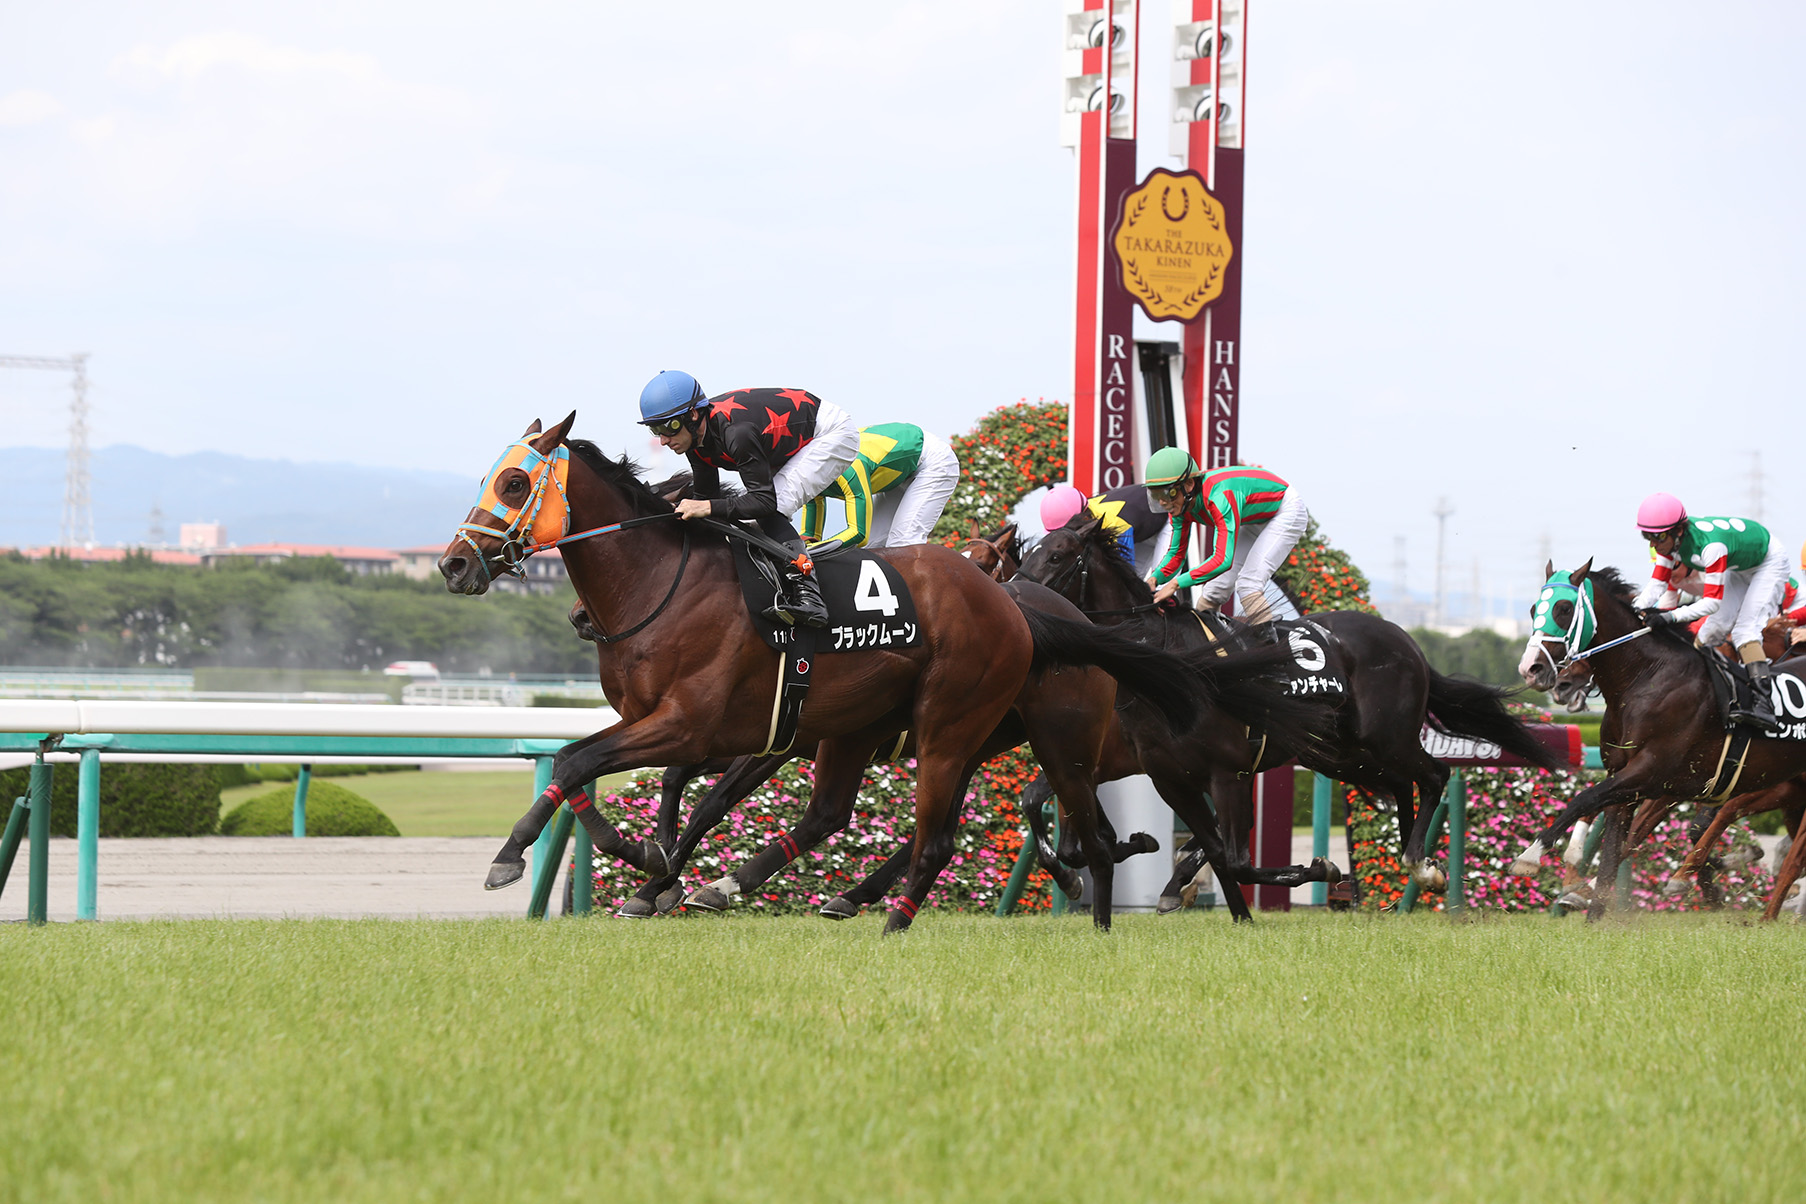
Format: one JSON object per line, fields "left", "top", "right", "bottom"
{"left": 638, "top": 370, "right": 860, "bottom": 628}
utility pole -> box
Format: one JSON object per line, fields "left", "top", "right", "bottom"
{"left": 0, "top": 353, "right": 92, "bottom": 548}
{"left": 1432, "top": 496, "right": 1453, "bottom": 628}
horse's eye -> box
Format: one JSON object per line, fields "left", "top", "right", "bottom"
{"left": 504, "top": 477, "right": 524, "bottom": 494}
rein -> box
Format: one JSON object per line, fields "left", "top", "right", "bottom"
{"left": 1036, "top": 537, "right": 1161, "bottom": 619}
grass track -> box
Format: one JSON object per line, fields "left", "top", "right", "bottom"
{"left": 3, "top": 912, "right": 1804, "bottom": 1203}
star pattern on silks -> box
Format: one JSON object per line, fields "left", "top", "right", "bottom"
{"left": 762, "top": 408, "right": 794, "bottom": 447}
{"left": 710, "top": 393, "right": 746, "bottom": 419}
{"left": 774, "top": 388, "right": 812, "bottom": 409}
{"left": 1091, "top": 495, "right": 1128, "bottom": 533}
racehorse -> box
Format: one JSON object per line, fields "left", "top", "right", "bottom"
{"left": 1015, "top": 517, "right": 1560, "bottom": 900}
{"left": 588, "top": 576, "right": 1316, "bottom": 924}
{"left": 439, "top": 415, "right": 1272, "bottom": 930}
{"left": 1514, "top": 562, "right": 1806, "bottom": 917}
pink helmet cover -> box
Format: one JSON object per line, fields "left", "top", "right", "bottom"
{"left": 1039, "top": 484, "right": 1087, "bottom": 532}
{"left": 1635, "top": 492, "right": 1687, "bottom": 533}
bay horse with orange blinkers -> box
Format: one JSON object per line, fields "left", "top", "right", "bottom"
{"left": 439, "top": 414, "right": 1261, "bottom": 931}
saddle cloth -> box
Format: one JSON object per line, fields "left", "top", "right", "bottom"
{"left": 728, "top": 537, "right": 923, "bottom": 653}
{"left": 1196, "top": 611, "right": 1349, "bottom": 699}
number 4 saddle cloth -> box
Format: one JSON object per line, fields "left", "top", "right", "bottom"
{"left": 728, "top": 538, "right": 923, "bottom": 654}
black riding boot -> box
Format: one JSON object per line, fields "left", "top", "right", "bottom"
{"left": 772, "top": 540, "right": 830, "bottom": 629}
{"left": 1740, "top": 660, "right": 1784, "bottom": 735}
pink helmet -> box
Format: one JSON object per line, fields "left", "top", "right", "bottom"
{"left": 1635, "top": 492, "right": 1688, "bottom": 533}
{"left": 1039, "top": 484, "right": 1087, "bottom": 532}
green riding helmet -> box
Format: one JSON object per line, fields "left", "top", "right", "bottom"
{"left": 1143, "top": 446, "right": 1199, "bottom": 488}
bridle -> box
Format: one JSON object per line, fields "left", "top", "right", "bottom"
{"left": 1030, "top": 533, "right": 1159, "bottom": 619}
{"left": 1523, "top": 570, "right": 1651, "bottom": 680}
{"left": 453, "top": 436, "right": 691, "bottom": 643}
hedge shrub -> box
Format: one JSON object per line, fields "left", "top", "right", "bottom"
{"left": 219, "top": 781, "right": 400, "bottom": 837}
{"left": 0, "top": 764, "right": 221, "bottom": 837}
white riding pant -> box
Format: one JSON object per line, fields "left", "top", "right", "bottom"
{"left": 1697, "top": 544, "right": 1792, "bottom": 650}
{"left": 773, "top": 401, "right": 861, "bottom": 518}
{"left": 866, "top": 431, "right": 960, "bottom": 548}
{"left": 1195, "top": 489, "right": 1310, "bottom": 620}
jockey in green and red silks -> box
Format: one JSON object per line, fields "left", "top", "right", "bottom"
{"left": 1141, "top": 446, "right": 1310, "bottom": 624}
{"left": 1633, "top": 491, "right": 1787, "bottom": 733}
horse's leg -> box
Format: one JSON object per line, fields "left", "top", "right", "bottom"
{"left": 1158, "top": 839, "right": 1206, "bottom": 913}
{"left": 821, "top": 841, "right": 913, "bottom": 919}
{"left": 487, "top": 710, "right": 723, "bottom": 890}
{"left": 1763, "top": 801, "right": 1806, "bottom": 920}
{"left": 686, "top": 737, "right": 877, "bottom": 911}
{"left": 882, "top": 752, "right": 981, "bottom": 934}
{"left": 1400, "top": 758, "right": 1452, "bottom": 888}
{"left": 1043, "top": 762, "right": 1115, "bottom": 932}
{"left": 655, "top": 760, "right": 730, "bottom": 849}
{"left": 1149, "top": 769, "right": 1253, "bottom": 922}
{"left": 1511, "top": 763, "right": 1670, "bottom": 875}
{"left": 619, "top": 753, "right": 791, "bottom": 916}
{"left": 1690, "top": 806, "right": 1726, "bottom": 910}
{"left": 1585, "top": 805, "right": 1631, "bottom": 921}
{"left": 1021, "top": 770, "right": 1084, "bottom": 899}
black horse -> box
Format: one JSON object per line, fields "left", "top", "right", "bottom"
{"left": 1015, "top": 516, "right": 1560, "bottom": 902}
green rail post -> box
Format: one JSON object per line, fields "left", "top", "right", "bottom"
{"left": 530, "top": 756, "right": 555, "bottom": 882}
{"left": 570, "top": 779, "right": 596, "bottom": 916}
{"left": 27, "top": 753, "right": 53, "bottom": 926}
{"left": 1047, "top": 800, "right": 1069, "bottom": 915}
{"left": 995, "top": 829, "right": 1039, "bottom": 916}
{"left": 1398, "top": 797, "right": 1449, "bottom": 915}
{"left": 76, "top": 748, "right": 100, "bottom": 920}
{"left": 1311, "top": 775, "right": 1332, "bottom": 906}
{"left": 291, "top": 764, "right": 312, "bottom": 838}
{"left": 0, "top": 796, "right": 28, "bottom": 900}
{"left": 1615, "top": 855, "right": 1634, "bottom": 909}
{"left": 1446, "top": 771, "right": 1467, "bottom": 916}
{"left": 528, "top": 805, "right": 574, "bottom": 921}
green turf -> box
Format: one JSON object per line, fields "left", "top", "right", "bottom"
{"left": 218, "top": 770, "right": 640, "bottom": 837}
{"left": 3, "top": 912, "right": 1802, "bottom": 1203}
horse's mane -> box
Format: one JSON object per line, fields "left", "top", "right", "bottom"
{"left": 564, "top": 440, "right": 674, "bottom": 519}
{"left": 1067, "top": 515, "right": 1154, "bottom": 604}
{"left": 1588, "top": 564, "right": 1695, "bottom": 650}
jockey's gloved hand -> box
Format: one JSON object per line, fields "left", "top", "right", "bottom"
{"left": 1640, "top": 608, "right": 1680, "bottom": 627}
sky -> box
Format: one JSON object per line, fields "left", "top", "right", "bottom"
{"left": 2, "top": 1, "right": 1803, "bottom": 619}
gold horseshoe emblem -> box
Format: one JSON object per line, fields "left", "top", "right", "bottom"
{"left": 1161, "top": 186, "right": 1190, "bottom": 223}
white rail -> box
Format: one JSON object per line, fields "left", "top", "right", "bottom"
{"left": 0, "top": 700, "right": 613, "bottom": 739}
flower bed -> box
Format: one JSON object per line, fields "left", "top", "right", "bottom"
{"left": 586, "top": 748, "right": 1060, "bottom": 915}
{"left": 932, "top": 399, "right": 1069, "bottom": 541}
{"left": 1346, "top": 768, "right": 1775, "bottom": 911}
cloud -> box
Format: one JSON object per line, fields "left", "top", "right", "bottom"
{"left": 0, "top": 89, "right": 64, "bottom": 126}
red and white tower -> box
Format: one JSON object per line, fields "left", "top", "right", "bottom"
{"left": 1061, "top": 0, "right": 1140, "bottom": 495}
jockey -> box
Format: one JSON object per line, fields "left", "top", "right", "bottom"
{"left": 799, "top": 422, "right": 961, "bottom": 549}
{"left": 1039, "top": 481, "right": 1171, "bottom": 577}
{"left": 1633, "top": 491, "right": 1787, "bottom": 732}
{"left": 639, "top": 370, "right": 860, "bottom": 628}
{"left": 1142, "top": 447, "right": 1309, "bottom": 623}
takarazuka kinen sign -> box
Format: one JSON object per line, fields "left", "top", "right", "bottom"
{"left": 1110, "top": 167, "right": 1234, "bottom": 323}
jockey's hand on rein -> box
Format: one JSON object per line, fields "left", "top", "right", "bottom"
{"left": 1639, "top": 607, "right": 1679, "bottom": 627}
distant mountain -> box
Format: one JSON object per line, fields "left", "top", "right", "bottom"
{"left": 0, "top": 444, "right": 476, "bottom": 550}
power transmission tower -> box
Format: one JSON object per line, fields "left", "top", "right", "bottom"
{"left": 0, "top": 353, "right": 92, "bottom": 547}
{"left": 1432, "top": 496, "right": 1453, "bottom": 627}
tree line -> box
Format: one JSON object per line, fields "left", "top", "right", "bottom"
{"left": 0, "top": 552, "right": 592, "bottom": 674}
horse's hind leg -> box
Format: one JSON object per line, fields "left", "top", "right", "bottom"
{"left": 687, "top": 737, "right": 878, "bottom": 911}
{"left": 620, "top": 753, "right": 790, "bottom": 916}
{"left": 1761, "top": 811, "right": 1806, "bottom": 921}
{"left": 1021, "top": 771, "right": 1083, "bottom": 899}
{"left": 1586, "top": 805, "right": 1632, "bottom": 921}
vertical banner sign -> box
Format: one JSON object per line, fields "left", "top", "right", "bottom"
{"left": 1061, "top": 0, "right": 1139, "bottom": 495}
{"left": 1170, "top": 0, "right": 1246, "bottom": 470}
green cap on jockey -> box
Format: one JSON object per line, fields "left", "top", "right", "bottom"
{"left": 1144, "top": 446, "right": 1199, "bottom": 488}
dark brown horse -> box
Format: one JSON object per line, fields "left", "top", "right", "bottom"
{"left": 1515, "top": 562, "right": 1806, "bottom": 917}
{"left": 1015, "top": 517, "right": 1560, "bottom": 901}
{"left": 439, "top": 416, "right": 1259, "bottom": 930}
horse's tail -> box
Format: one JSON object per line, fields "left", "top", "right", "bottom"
{"left": 1425, "top": 670, "right": 1562, "bottom": 769}
{"left": 1172, "top": 640, "right": 1339, "bottom": 753}
{"left": 1017, "top": 606, "right": 1207, "bottom": 732}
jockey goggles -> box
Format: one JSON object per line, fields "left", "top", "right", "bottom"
{"left": 452, "top": 438, "right": 572, "bottom": 582}
{"left": 643, "top": 414, "right": 688, "bottom": 436}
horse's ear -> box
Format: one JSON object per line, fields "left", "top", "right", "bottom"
{"left": 530, "top": 411, "right": 577, "bottom": 455}
{"left": 1544, "top": 559, "right": 1555, "bottom": 581}
{"left": 1568, "top": 557, "right": 1593, "bottom": 587}
{"left": 1076, "top": 516, "right": 1103, "bottom": 538}
{"left": 521, "top": 419, "right": 544, "bottom": 438}
{"left": 969, "top": 519, "right": 980, "bottom": 539}
{"left": 997, "top": 522, "right": 1017, "bottom": 547}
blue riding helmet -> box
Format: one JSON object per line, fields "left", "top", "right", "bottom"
{"left": 638, "top": 370, "right": 707, "bottom": 424}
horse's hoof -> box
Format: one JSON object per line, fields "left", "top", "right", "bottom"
{"left": 641, "top": 840, "right": 672, "bottom": 878}
{"left": 484, "top": 860, "right": 525, "bottom": 891}
{"left": 1156, "top": 895, "right": 1184, "bottom": 915}
{"left": 882, "top": 909, "right": 913, "bottom": 934}
{"left": 615, "top": 898, "right": 656, "bottom": 918}
{"left": 1052, "top": 866, "right": 1084, "bottom": 900}
{"left": 654, "top": 886, "right": 686, "bottom": 914}
{"left": 1314, "top": 857, "right": 1342, "bottom": 886}
{"left": 684, "top": 885, "right": 733, "bottom": 912}
{"left": 1128, "top": 832, "right": 1160, "bottom": 855}
{"left": 1422, "top": 866, "right": 1447, "bottom": 892}
{"left": 1557, "top": 887, "right": 1593, "bottom": 910}
{"left": 818, "top": 897, "right": 859, "bottom": 920}
{"left": 1510, "top": 841, "right": 1546, "bottom": 877}
{"left": 1178, "top": 881, "right": 1201, "bottom": 909}
{"left": 1662, "top": 874, "right": 1689, "bottom": 897}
